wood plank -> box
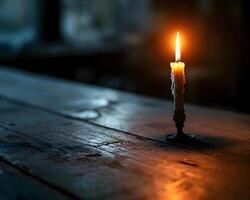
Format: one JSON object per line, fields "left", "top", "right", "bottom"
{"left": 0, "top": 67, "right": 249, "bottom": 144}
{"left": 0, "top": 99, "right": 249, "bottom": 200}
{"left": 0, "top": 108, "right": 174, "bottom": 199}
{"left": 0, "top": 160, "right": 69, "bottom": 200}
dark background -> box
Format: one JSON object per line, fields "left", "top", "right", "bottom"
{"left": 0, "top": 0, "right": 249, "bottom": 113}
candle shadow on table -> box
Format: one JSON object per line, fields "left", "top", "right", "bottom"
{"left": 154, "top": 134, "right": 235, "bottom": 151}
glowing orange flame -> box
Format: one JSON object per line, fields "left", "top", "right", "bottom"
{"left": 175, "top": 31, "right": 181, "bottom": 62}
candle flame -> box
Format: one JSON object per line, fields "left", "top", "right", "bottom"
{"left": 175, "top": 31, "right": 181, "bottom": 62}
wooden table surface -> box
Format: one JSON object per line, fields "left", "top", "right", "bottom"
{"left": 0, "top": 66, "right": 249, "bottom": 200}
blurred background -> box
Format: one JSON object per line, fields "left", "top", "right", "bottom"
{"left": 0, "top": 0, "right": 249, "bottom": 113}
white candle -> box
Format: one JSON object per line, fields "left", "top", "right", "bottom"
{"left": 170, "top": 32, "right": 185, "bottom": 112}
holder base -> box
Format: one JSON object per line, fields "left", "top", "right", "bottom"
{"left": 166, "top": 133, "right": 195, "bottom": 143}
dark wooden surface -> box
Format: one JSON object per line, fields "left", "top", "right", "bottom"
{"left": 0, "top": 66, "right": 249, "bottom": 200}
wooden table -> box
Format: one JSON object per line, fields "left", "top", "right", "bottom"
{"left": 0, "top": 66, "right": 249, "bottom": 200}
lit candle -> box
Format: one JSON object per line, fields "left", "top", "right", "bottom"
{"left": 167, "top": 31, "right": 195, "bottom": 141}
{"left": 170, "top": 32, "right": 185, "bottom": 112}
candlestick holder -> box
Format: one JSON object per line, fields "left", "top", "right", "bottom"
{"left": 166, "top": 110, "right": 195, "bottom": 142}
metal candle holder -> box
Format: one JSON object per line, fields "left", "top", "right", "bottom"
{"left": 166, "top": 110, "right": 195, "bottom": 142}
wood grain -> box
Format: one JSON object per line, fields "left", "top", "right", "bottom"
{"left": 0, "top": 99, "right": 249, "bottom": 200}
{"left": 0, "top": 67, "right": 249, "bottom": 143}
{"left": 0, "top": 160, "right": 69, "bottom": 200}
{"left": 0, "top": 66, "right": 249, "bottom": 200}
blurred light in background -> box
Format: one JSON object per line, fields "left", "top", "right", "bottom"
{"left": 61, "top": 0, "right": 151, "bottom": 48}
{"left": 0, "top": 0, "right": 39, "bottom": 54}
